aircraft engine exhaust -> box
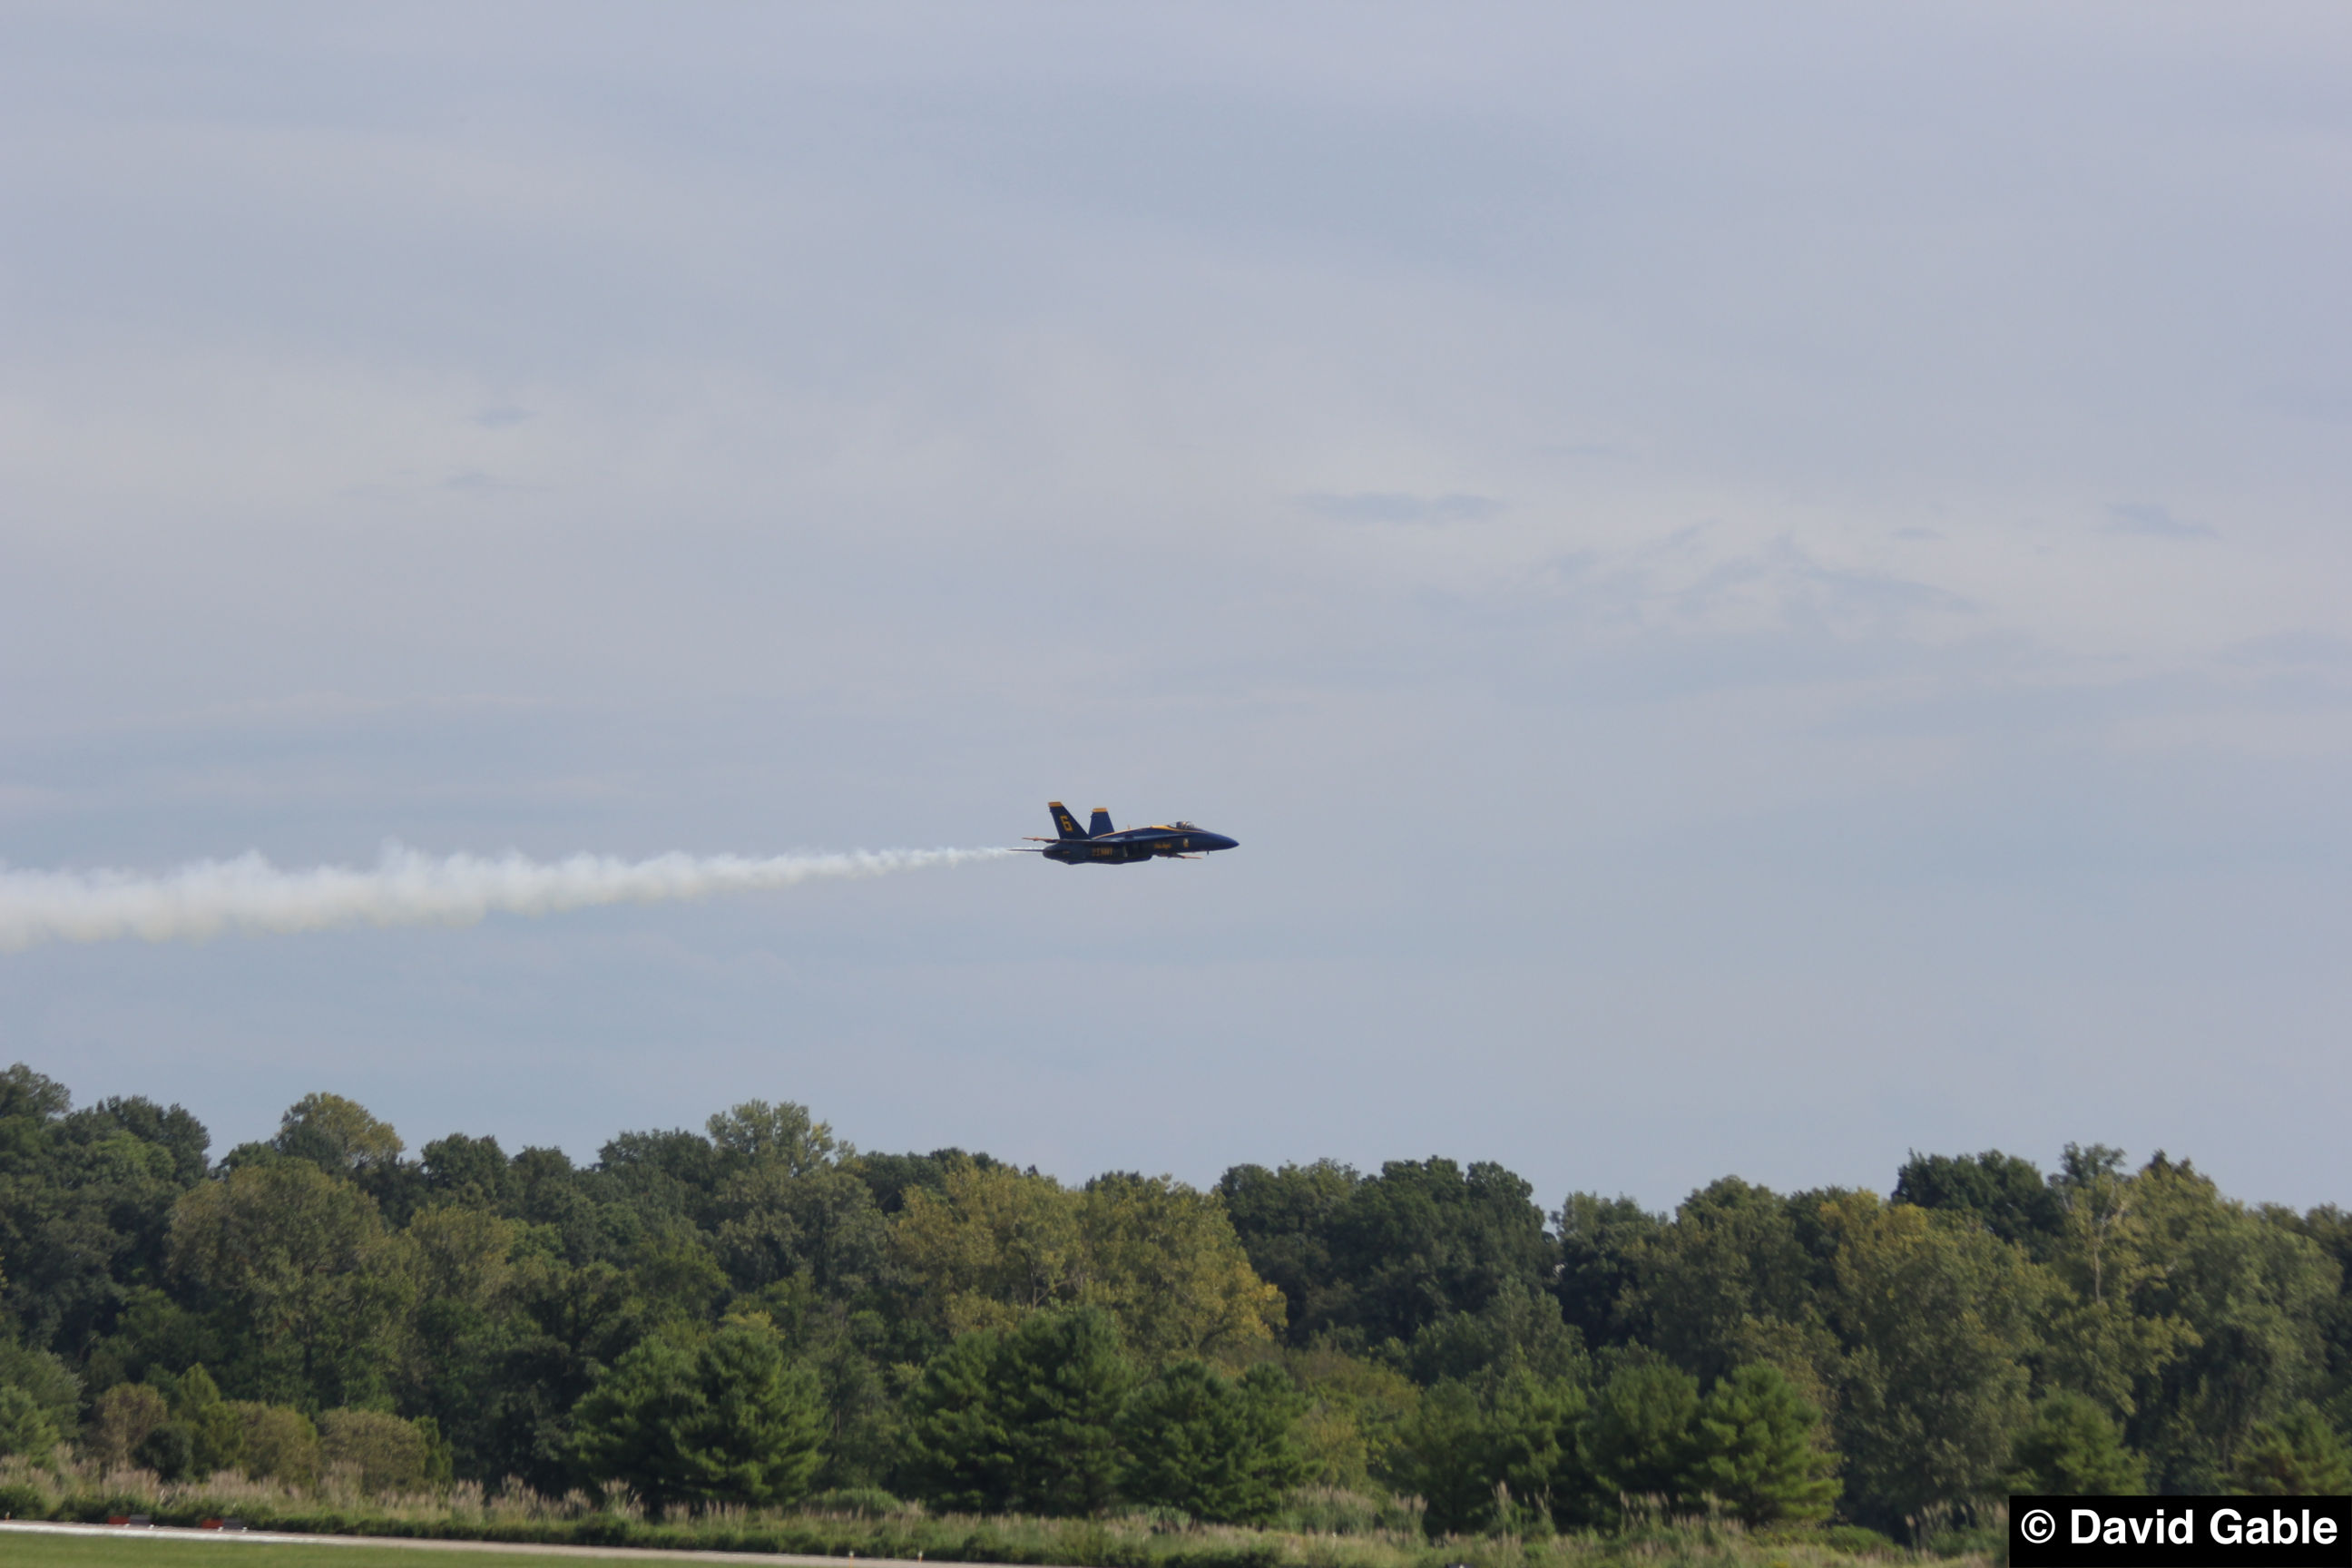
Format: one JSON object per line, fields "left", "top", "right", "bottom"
{"left": 0, "top": 844, "right": 1015, "bottom": 951}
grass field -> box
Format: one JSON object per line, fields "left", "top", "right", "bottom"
{"left": 0, "top": 1524, "right": 1984, "bottom": 1568}
{"left": 0, "top": 1533, "right": 877, "bottom": 1568}
{"left": 2, "top": 1541, "right": 547, "bottom": 1568}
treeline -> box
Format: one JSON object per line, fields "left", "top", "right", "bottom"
{"left": 1, "top": 1063, "right": 2347, "bottom": 1542}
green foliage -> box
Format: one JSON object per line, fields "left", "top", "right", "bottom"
{"left": 1118, "top": 1360, "right": 1305, "bottom": 1523}
{"left": 159, "top": 1365, "right": 245, "bottom": 1475}
{"left": 1282, "top": 1344, "right": 1419, "bottom": 1488}
{"left": 1395, "top": 1368, "right": 1584, "bottom": 1537}
{"left": 83, "top": 1383, "right": 168, "bottom": 1467}
{"left": 274, "top": 1093, "right": 406, "bottom": 1177}
{"left": 896, "top": 1327, "right": 1007, "bottom": 1511}
{"left": 1330, "top": 1160, "right": 1555, "bottom": 1350}
{"left": 1553, "top": 1193, "right": 1662, "bottom": 1349}
{"left": 133, "top": 1421, "right": 194, "bottom": 1480}
{"left": 317, "top": 1407, "right": 444, "bottom": 1493}
{"left": 706, "top": 1100, "right": 842, "bottom": 1175}
{"left": 2124, "top": 1155, "right": 2340, "bottom": 1489}
{"left": 848, "top": 1147, "right": 998, "bottom": 1215}
{"left": 2229, "top": 1402, "right": 2352, "bottom": 1494}
{"left": 0, "top": 1479, "right": 1918, "bottom": 1568}
{"left": 1681, "top": 1364, "right": 1840, "bottom": 1526}
{"left": 1394, "top": 1380, "right": 1490, "bottom": 1536}
{"left": 1223, "top": 1157, "right": 1557, "bottom": 1356}
{"left": 1406, "top": 1279, "right": 1590, "bottom": 1387}
{"left": 2035, "top": 1143, "right": 2192, "bottom": 1425}
{"left": 1816, "top": 1192, "right": 2038, "bottom": 1528}
{"left": 169, "top": 1159, "right": 412, "bottom": 1409}
{"left": 710, "top": 1164, "right": 887, "bottom": 1297}
{"left": 891, "top": 1163, "right": 1280, "bottom": 1362}
{"left": 0, "top": 1065, "right": 209, "bottom": 1360}
{"left": 13, "top": 1059, "right": 2352, "bottom": 1545}
{"left": 0, "top": 1382, "right": 60, "bottom": 1458}
{"left": 0, "top": 1339, "right": 82, "bottom": 1434}
{"left": 2008, "top": 1391, "right": 2143, "bottom": 1494}
{"left": 1583, "top": 1357, "right": 1699, "bottom": 1510}
{"left": 1606, "top": 1179, "right": 1840, "bottom": 1400}
{"left": 418, "top": 1133, "right": 513, "bottom": 1209}
{"left": 800, "top": 1485, "right": 905, "bottom": 1515}
{"left": 230, "top": 1400, "right": 320, "bottom": 1485}
{"left": 1217, "top": 1161, "right": 1361, "bottom": 1344}
{"left": 1893, "top": 1150, "right": 2064, "bottom": 1253}
{"left": 901, "top": 1306, "right": 1132, "bottom": 1516}
{"left": 572, "top": 1318, "right": 825, "bottom": 1511}
{"left": 1077, "top": 1173, "right": 1289, "bottom": 1362}
{"left": 1476, "top": 1370, "right": 1584, "bottom": 1534}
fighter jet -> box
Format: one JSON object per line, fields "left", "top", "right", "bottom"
{"left": 1018, "top": 802, "right": 1240, "bottom": 865}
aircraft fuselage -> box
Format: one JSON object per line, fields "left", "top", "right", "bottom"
{"left": 1032, "top": 802, "right": 1239, "bottom": 864}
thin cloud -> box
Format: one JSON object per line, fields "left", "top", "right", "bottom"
{"left": 1295, "top": 491, "right": 1501, "bottom": 524}
{"left": 2219, "top": 632, "right": 2352, "bottom": 668}
{"left": 2106, "top": 502, "right": 2215, "bottom": 539}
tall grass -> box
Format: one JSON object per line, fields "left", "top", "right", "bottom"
{"left": 0, "top": 1456, "right": 1955, "bottom": 1568}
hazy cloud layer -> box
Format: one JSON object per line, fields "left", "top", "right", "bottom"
{"left": 2107, "top": 503, "right": 2217, "bottom": 540}
{"left": 1296, "top": 492, "right": 1504, "bottom": 525}
{"left": 0, "top": 2, "right": 2346, "bottom": 1205}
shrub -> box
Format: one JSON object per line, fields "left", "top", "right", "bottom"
{"left": 0, "top": 1387, "right": 60, "bottom": 1461}
{"left": 84, "top": 1384, "right": 169, "bottom": 1468}
{"left": 133, "top": 1421, "right": 196, "bottom": 1481}
{"left": 0, "top": 1474, "right": 56, "bottom": 1518}
{"left": 319, "top": 1408, "right": 431, "bottom": 1492}
{"left": 233, "top": 1402, "right": 322, "bottom": 1485}
{"left": 801, "top": 1486, "right": 907, "bottom": 1517}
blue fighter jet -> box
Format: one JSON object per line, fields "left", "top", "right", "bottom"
{"left": 1019, "top": 802, "right": 1240, "bottom": 865}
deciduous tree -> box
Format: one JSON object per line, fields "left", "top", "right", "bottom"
{"left": 169, "top": 1160, "right": 415, "bottom": 1408}
{"left": 1817, "top": 1192, "right": 2039, "bottom": 1527}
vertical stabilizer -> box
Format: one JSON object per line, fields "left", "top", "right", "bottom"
{"left": 1088, "top": 808, "right": 1114, "bottom": 837}
{"left": 1048, "top": 802, "right": 1089, "bottom": 840}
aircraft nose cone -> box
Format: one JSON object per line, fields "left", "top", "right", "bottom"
{"left": 1209, "top": 834, "right": 1239, "bottom": 850}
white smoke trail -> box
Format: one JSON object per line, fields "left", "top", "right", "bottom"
{"left": 0, "top": 843, "right": 1016, "bottom": 951}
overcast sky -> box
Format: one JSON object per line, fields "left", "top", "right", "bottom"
{"left": 4, "top": 2, "right": 2347, "bottom": 1210}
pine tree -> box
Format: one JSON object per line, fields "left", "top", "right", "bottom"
{"left": 2008, "top": 1391, "right": 2144, "bottom": 1495}
{"left": 1119, "top": 1360, "right": 1305, "bottom": 1523}
{"left": 1681, "top": 1364, "right": 1842, "bottom": 1526}
{"left": 573, "top": 1318, "right": 825, "bottom": 1510}
{"left": 2230, "top": 1405, "right": 2352, "bottom": 1495}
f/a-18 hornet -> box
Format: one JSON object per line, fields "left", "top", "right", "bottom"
{"left": 1018, "top": 802, "right": 1240, "bottom": 865}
